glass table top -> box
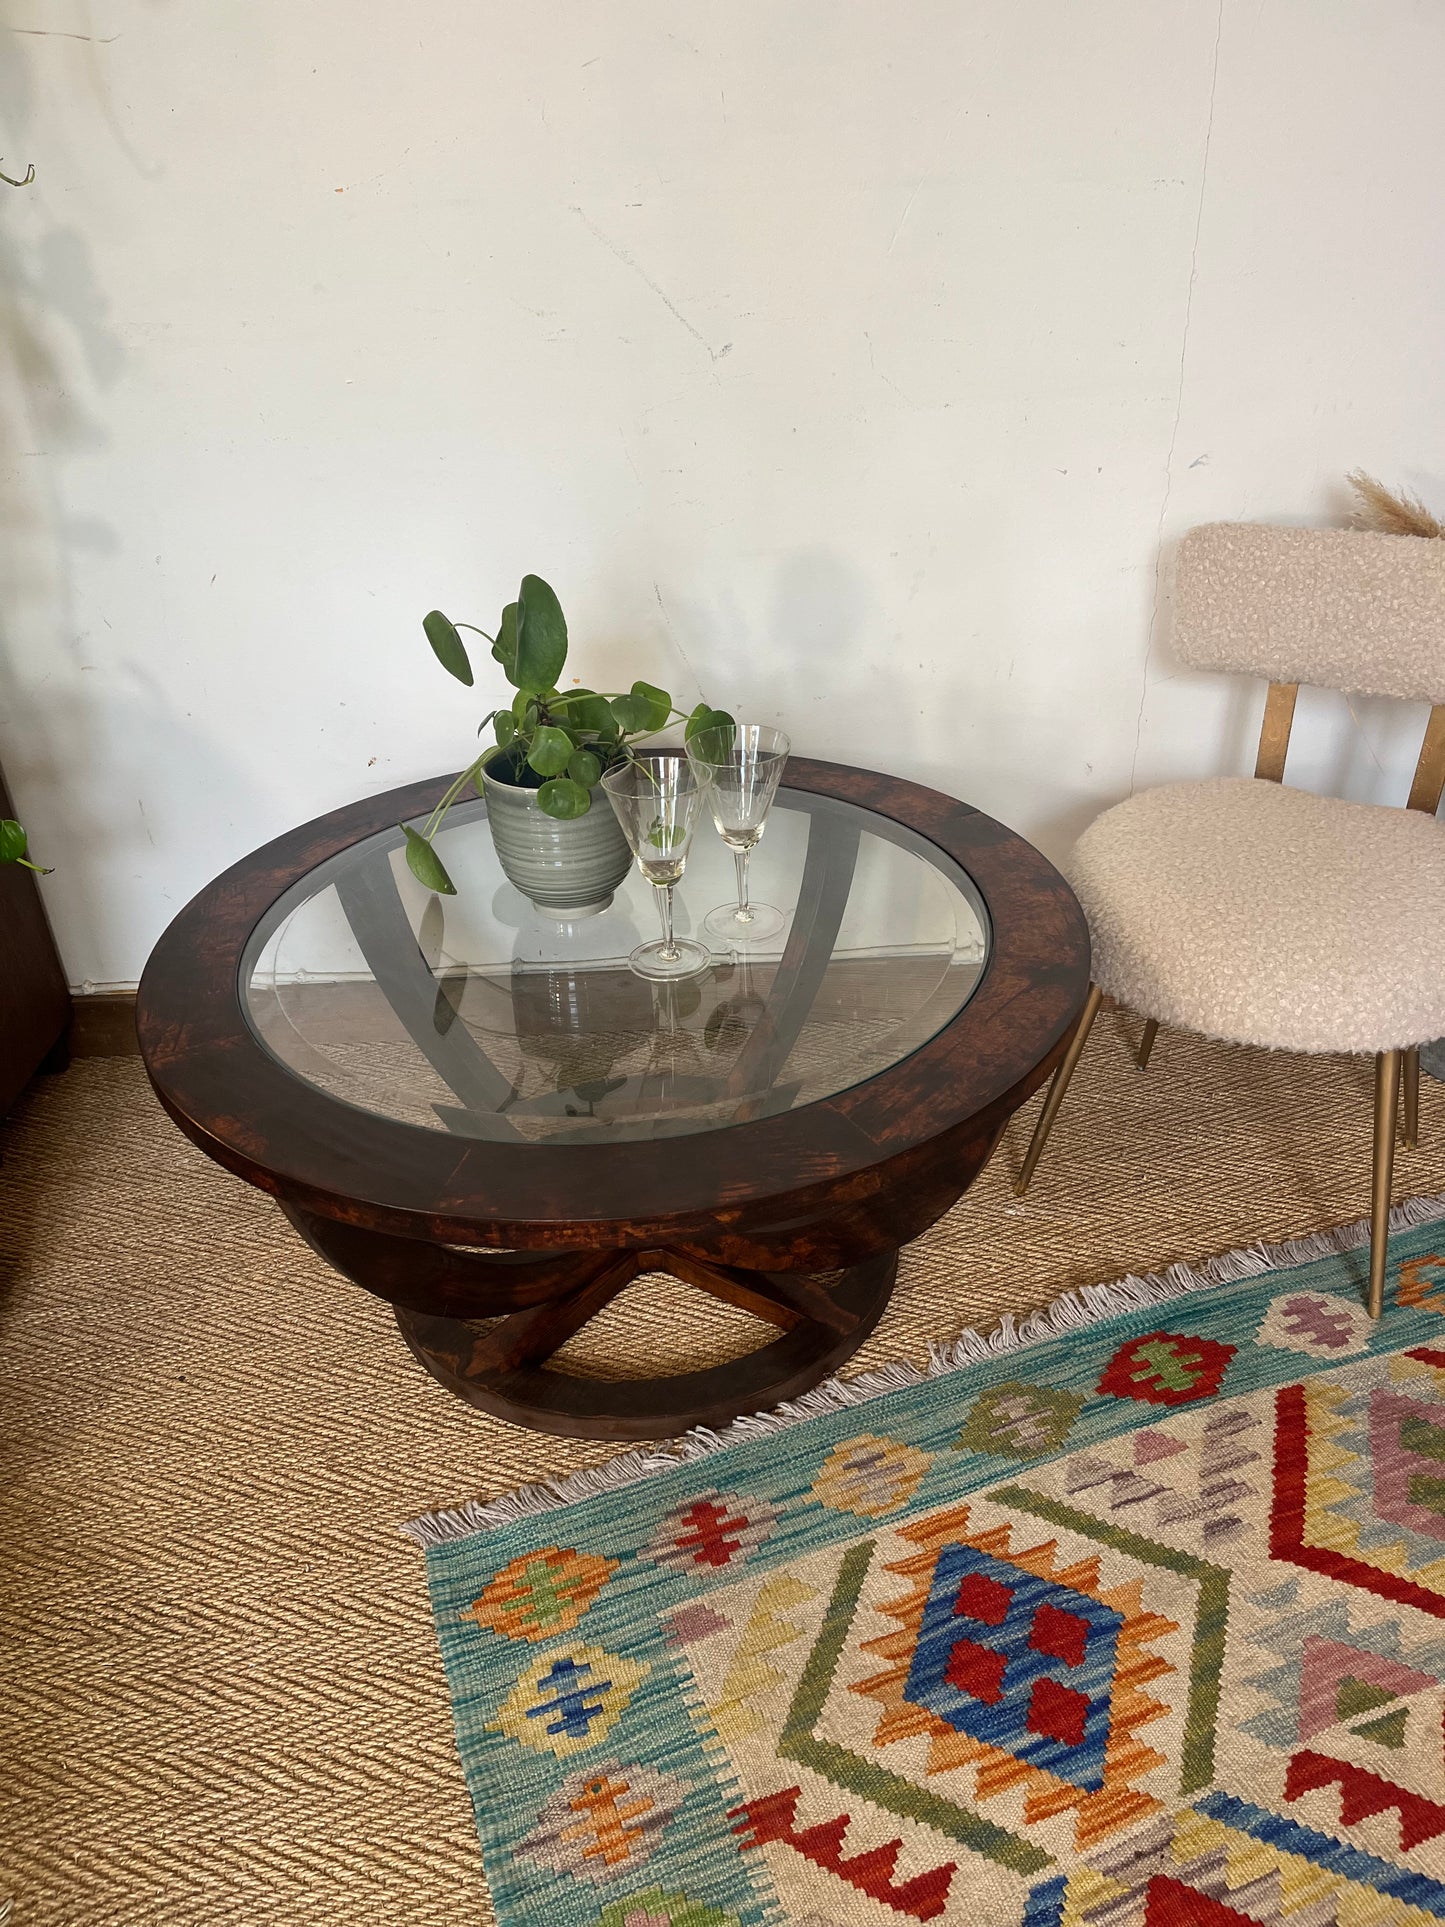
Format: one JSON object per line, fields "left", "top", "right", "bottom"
{"left": 242, "top": 789, "right": 990, "bottom": 1144}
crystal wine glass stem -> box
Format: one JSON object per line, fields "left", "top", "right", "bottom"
{"left": 655, "top": 880, "right": 681, "bottom": 960}
{"left": 733, "top": 847, "right": 753, "bottom": 924}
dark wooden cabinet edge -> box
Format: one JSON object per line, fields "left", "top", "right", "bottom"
{"left": 0, "top": 764, "right": 72, "bottom": 1112}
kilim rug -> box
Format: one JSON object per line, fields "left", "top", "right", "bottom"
{"left": 404, "top": 1200, "right": 1445, "bottom": 1927}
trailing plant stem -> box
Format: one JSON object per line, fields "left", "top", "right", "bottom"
{"left": 421, "top": 755, "right": 487, "bottom": 842}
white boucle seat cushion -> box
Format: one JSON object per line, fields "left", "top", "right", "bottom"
{"left": 1070, "top": 777, "right": 1445, "bottom": 1055}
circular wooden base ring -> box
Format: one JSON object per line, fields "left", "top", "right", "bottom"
{"left": 394, "top": 1249, "right": 899, "bottom": 1441}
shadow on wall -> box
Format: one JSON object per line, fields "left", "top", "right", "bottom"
{"left": 0, "top": 34, "right": 124, "bottom": 963}
{"left": 645, "top": 548, "right": 885, "bottom": 750}
{"left": 753, "top": 544, "right": 1102, "bottom": 859}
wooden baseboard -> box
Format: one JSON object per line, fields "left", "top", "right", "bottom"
{"left": 72, "top": 991, "right": 140, "bottom": 1058}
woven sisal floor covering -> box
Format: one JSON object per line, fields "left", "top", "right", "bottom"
{"left": 3, "top": 1014, "right": 1445, "bottom": 1924}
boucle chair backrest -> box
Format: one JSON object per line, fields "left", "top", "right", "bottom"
{"left": 1174, "top": 522, "right": 1445, "bottom": 705}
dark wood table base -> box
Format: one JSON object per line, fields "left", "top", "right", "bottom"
{"left": 393, "top": 1246, "right": 899, "bottom": 1440}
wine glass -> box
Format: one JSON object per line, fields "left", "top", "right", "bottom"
{"left": 600, "top": 755, "right": 712, "bottom": 981}
{"left": 685, "top": 724, "right": 791, "bottom": 943}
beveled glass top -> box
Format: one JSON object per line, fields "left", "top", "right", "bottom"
{"left": 242, "top": 789, "right": 990, "bottom": 1144}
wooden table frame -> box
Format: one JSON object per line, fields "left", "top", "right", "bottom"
{"left": 137, "top": 759, "right": 1090, "bottom": 1439}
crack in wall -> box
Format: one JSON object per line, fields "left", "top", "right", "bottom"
{"left": 570, "top": 204, "right": 731, "bottom": 364}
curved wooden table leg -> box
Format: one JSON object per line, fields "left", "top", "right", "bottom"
{"left": 279, "top": 1203, "right": 618, "bottom": 1318}
{"left": 394, "top": 1249, "right": 899, "bottom": 1441}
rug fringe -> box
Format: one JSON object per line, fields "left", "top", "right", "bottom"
{"left": 399, "top": 1188, "right": 1445, "bottom": 1551}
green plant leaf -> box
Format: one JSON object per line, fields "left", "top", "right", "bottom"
{"left": 537, "top": 777, "right": 591, "bottom": 820}
{"left": 567, "top": 748, "right": 601, "bottom": 789}
{"left": 526, "top": 723, "right": 575, "bottom": 777}
{"left": 556, "top": 688, "right": 616, "bottom": 734}
{"left": 494, "top": 709, "right": 516, "bottom": 747}
{"left": 492, "top": 602, "right": 520, "bottom": 681}
{"left": 423, "top": 610, "right": 474, "bottom": 686}
{"left": 0, "top": 818, "right": 27, "bottom": 863}
{"left": 401, "top": 825, "right": 456, "bottom": 894}
{"left": 609, "top": 692, "right": 653, "bottom": 732}
{"left": 512, "top": 687, "right": 536, "bottom": 723}
{"left": 514, "top": 574, "right": 568, "bottom": 693}
{"left": 685, "top": 703, "right": 736, "bottom": 743}
{"left": 631, "top": 680, "right": 672, "bottom": 732}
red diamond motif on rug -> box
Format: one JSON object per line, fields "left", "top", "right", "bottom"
{"left": 1026, "top": 1677, "right": 1090, "bottom": 1747}
{"left": 1099, "top": 1331, "right": 1236, "bottom": 1407}
{"left": 944, "top": 1637, "right": 1008, "bottom": 1705}
{"left": 1029, "top": 1602, "right": 1090, "bottom": 1668}
{"left": 954, "top": 1572, "right": 1012, "bottom": 1626}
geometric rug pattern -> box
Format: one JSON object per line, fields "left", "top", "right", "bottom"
{"left": 422, "top": 1217, "right": 1445, "bottom": 1926}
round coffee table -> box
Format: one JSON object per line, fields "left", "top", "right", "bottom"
{"left": 137, "top": 758, "right": 1089, "bottom": 1440}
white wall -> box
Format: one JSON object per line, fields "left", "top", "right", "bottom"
{"left": 2, "top": 0, "right": 1443, "bottom": 989}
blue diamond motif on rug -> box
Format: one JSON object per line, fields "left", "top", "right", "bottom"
{"left": 903, "top": 1541, "right": 1122, "bottom": 1790}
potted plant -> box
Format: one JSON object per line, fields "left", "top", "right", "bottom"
{"left": 405, "top": 573, "right": 731, "bottom": 915}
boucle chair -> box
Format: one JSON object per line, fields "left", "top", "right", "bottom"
{"left": 1016, "top": 521, "right": 1445, "bottom": 1317}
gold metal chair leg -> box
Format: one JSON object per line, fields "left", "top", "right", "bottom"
{"left": 1136, "top": 1019, "right": 1160, "bottom": 1072}
{"left": 1402, "top": 1047, "right": 1420, "bottom": 1151}
{"left": 1369, "top": 1048, "right": 1401, "bottom": 1319}
{"left": 1014, "top": 984, "right": 1105, "bottom": 1197}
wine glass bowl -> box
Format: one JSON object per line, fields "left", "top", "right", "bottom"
{"left": 599, "top": 755, "right": 712, "bottom": 980}
{"left": 685, "top": 724, "right": 792, "bottom": 943}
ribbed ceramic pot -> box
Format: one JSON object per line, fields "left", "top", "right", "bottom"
{"left": 480, "top": 750, "right": 633, "bottom": 918}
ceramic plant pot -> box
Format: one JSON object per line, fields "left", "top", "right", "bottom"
{"left": 480, "top": 750, "right": 633, "bottom": 918}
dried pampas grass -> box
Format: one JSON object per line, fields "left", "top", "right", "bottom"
{"left": 1347, "top": 469, "right": 1444, "bottom": 539}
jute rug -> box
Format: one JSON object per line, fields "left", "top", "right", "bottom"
{"left": 410, "top": 1202, "right": 1445, "bottom": 1927}
{"left": 3, "top": 1021, "right": 1445, "bottom": 1922}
